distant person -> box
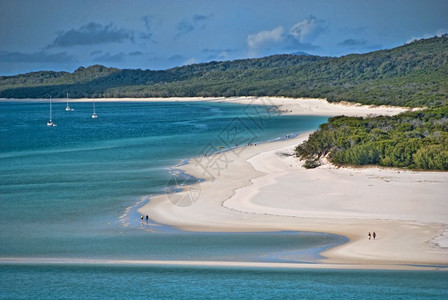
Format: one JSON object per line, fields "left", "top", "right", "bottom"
{"left": 140, "top": 215, "right": 143, "bottom": 222}
{"left": 373, "top": 232, "right": 376, "bottom": 240}
{"left": 145, "top": 215, "right": 149, "bottom": 223}
{"left": 368, "top": 232, "right": 371, "bottom": 240}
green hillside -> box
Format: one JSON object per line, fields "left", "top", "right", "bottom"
{"left": 1, "top": 35, "right": 447, "bottom": 107}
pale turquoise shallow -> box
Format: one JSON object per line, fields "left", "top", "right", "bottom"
{"left": 1, "top": 101, "right": 446, "bottom": 299}
{"left": 0, "top": 264, "right": 446, "bottom": 299}
{"left": 0, "top": 101, "right": 333, "bottom": 261}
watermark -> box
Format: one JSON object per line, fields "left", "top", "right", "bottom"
{"left": 218, "top": 117, "right": 256, "bottom": 156}
{"left": 243, "top": 97, "right": 279, "bottom": 130}
{"left": 166, "top": 98, "right": 280, "bottom": 207}
{"left": 166, "top": 170, "right": 201, "bottom": 207}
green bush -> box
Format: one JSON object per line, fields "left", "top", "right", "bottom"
{"left": 296, "top": 106, "right": 448, "bottom": 170}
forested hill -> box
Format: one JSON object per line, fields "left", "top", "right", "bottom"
{"left": 1, "top": 35, "right": 447, "bottom": 108}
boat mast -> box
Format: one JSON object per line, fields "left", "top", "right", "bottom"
{"left": 92, "top": 98, "right": 98, "bottom": 118}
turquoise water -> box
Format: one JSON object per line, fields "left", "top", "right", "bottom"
{"left": 0, "top": 101, "right": 333, "bottom": 262}
{"left": 1, "top": 264, "right": 447, "bottom": 299}
{"left": 1, "top": 101, "right": 446, "bottom": 298}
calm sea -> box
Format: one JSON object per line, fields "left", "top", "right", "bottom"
{"left": 1, "top": 101, "right": 446, "bottom": 299}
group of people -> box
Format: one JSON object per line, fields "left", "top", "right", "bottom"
{"left": 140, "top": 215, "right": 149, "bottom": 223}
{"left": 368, "top": 232, "right": 377, "bottom": 240}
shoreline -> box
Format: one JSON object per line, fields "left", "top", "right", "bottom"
{"left": 2, "top": 257, "right": 447, "bottom": 271}
{"left": 0, "top": 96, "right": 414, "bottom": 117}
{"left": 137, "top": 97, "right": 448, "bottom": 269}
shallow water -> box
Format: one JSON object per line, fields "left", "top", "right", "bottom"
{"left": 1, "top": 264, "right": 447, "bottom": 299}
{"left": 0, "top": 101, "right": 331, "bottom": 262}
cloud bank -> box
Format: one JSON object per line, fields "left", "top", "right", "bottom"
{"left": 48, "top": 22, "right": 133, "bottom": 48}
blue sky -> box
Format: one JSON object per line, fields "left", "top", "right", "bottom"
{"left": 0, "top": 0, "right": 447, "bottom": 75}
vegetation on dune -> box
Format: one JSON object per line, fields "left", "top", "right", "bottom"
{"left": 1, "top": 35, "right": 447, "bottom": 108}
{"left": 295, "top": 106, "right": 448, "bottom": 171}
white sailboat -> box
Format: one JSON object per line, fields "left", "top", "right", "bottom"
{"left": 47, "top": 96, "right": 57, "bottom": 126}
{"left": 92, "top": 99, "right": 98, "bottom": 118}
{"left": 65, "top": 92, "right": 74, "bottom": 111}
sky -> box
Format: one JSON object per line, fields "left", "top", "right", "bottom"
{"left": 0, "top": 0, "right": 447, "bottom": 75}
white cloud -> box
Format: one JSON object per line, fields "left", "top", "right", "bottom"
{"left": 289, "top": 16, "right": 324, "bottom": 43}
{"left": 247, "top": 26, "right": 284, "bottom": 49}
{"left": 246, "top": 17, "right": 326, "bottom": 57}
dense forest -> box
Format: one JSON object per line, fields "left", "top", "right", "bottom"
{"left": 295, "top": 106, "right": 448, "bottom": 170}
{"left": 1, "top": 35, "right": 447, "bottom": 108}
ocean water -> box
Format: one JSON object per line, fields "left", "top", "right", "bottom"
{"left": 1, "top": 264, "right": 447, "bottom": 299}
{"left": 1, "top": 100, "right": 446, "bottom": 299}
{"left": 0, "top": 101, "right": 333, "bottom": 261}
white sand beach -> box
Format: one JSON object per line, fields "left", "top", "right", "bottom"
{"left": 12, "top": 96, "right": 414, "bottom": 117}
{"left": 137, "top": 97, "right": 448, "bottom": 268}
{"left": 207, "top": 96, "right": 413, "bottom": 117}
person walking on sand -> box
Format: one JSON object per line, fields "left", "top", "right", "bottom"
{"left": 368, "top": 232, "right": 371, "bottom": 240}
{"left": 373, "top": 232, "right": 376, "bottom": 240}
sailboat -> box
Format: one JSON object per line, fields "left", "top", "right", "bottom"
{"left": 47, "top": 96, "right": 57, "bottom": 126}
{"left": 65, "top": 92, "right": 74, "bottom": 111}
{"left": 92, "top": 99, "right": 98, "bottom": 118}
